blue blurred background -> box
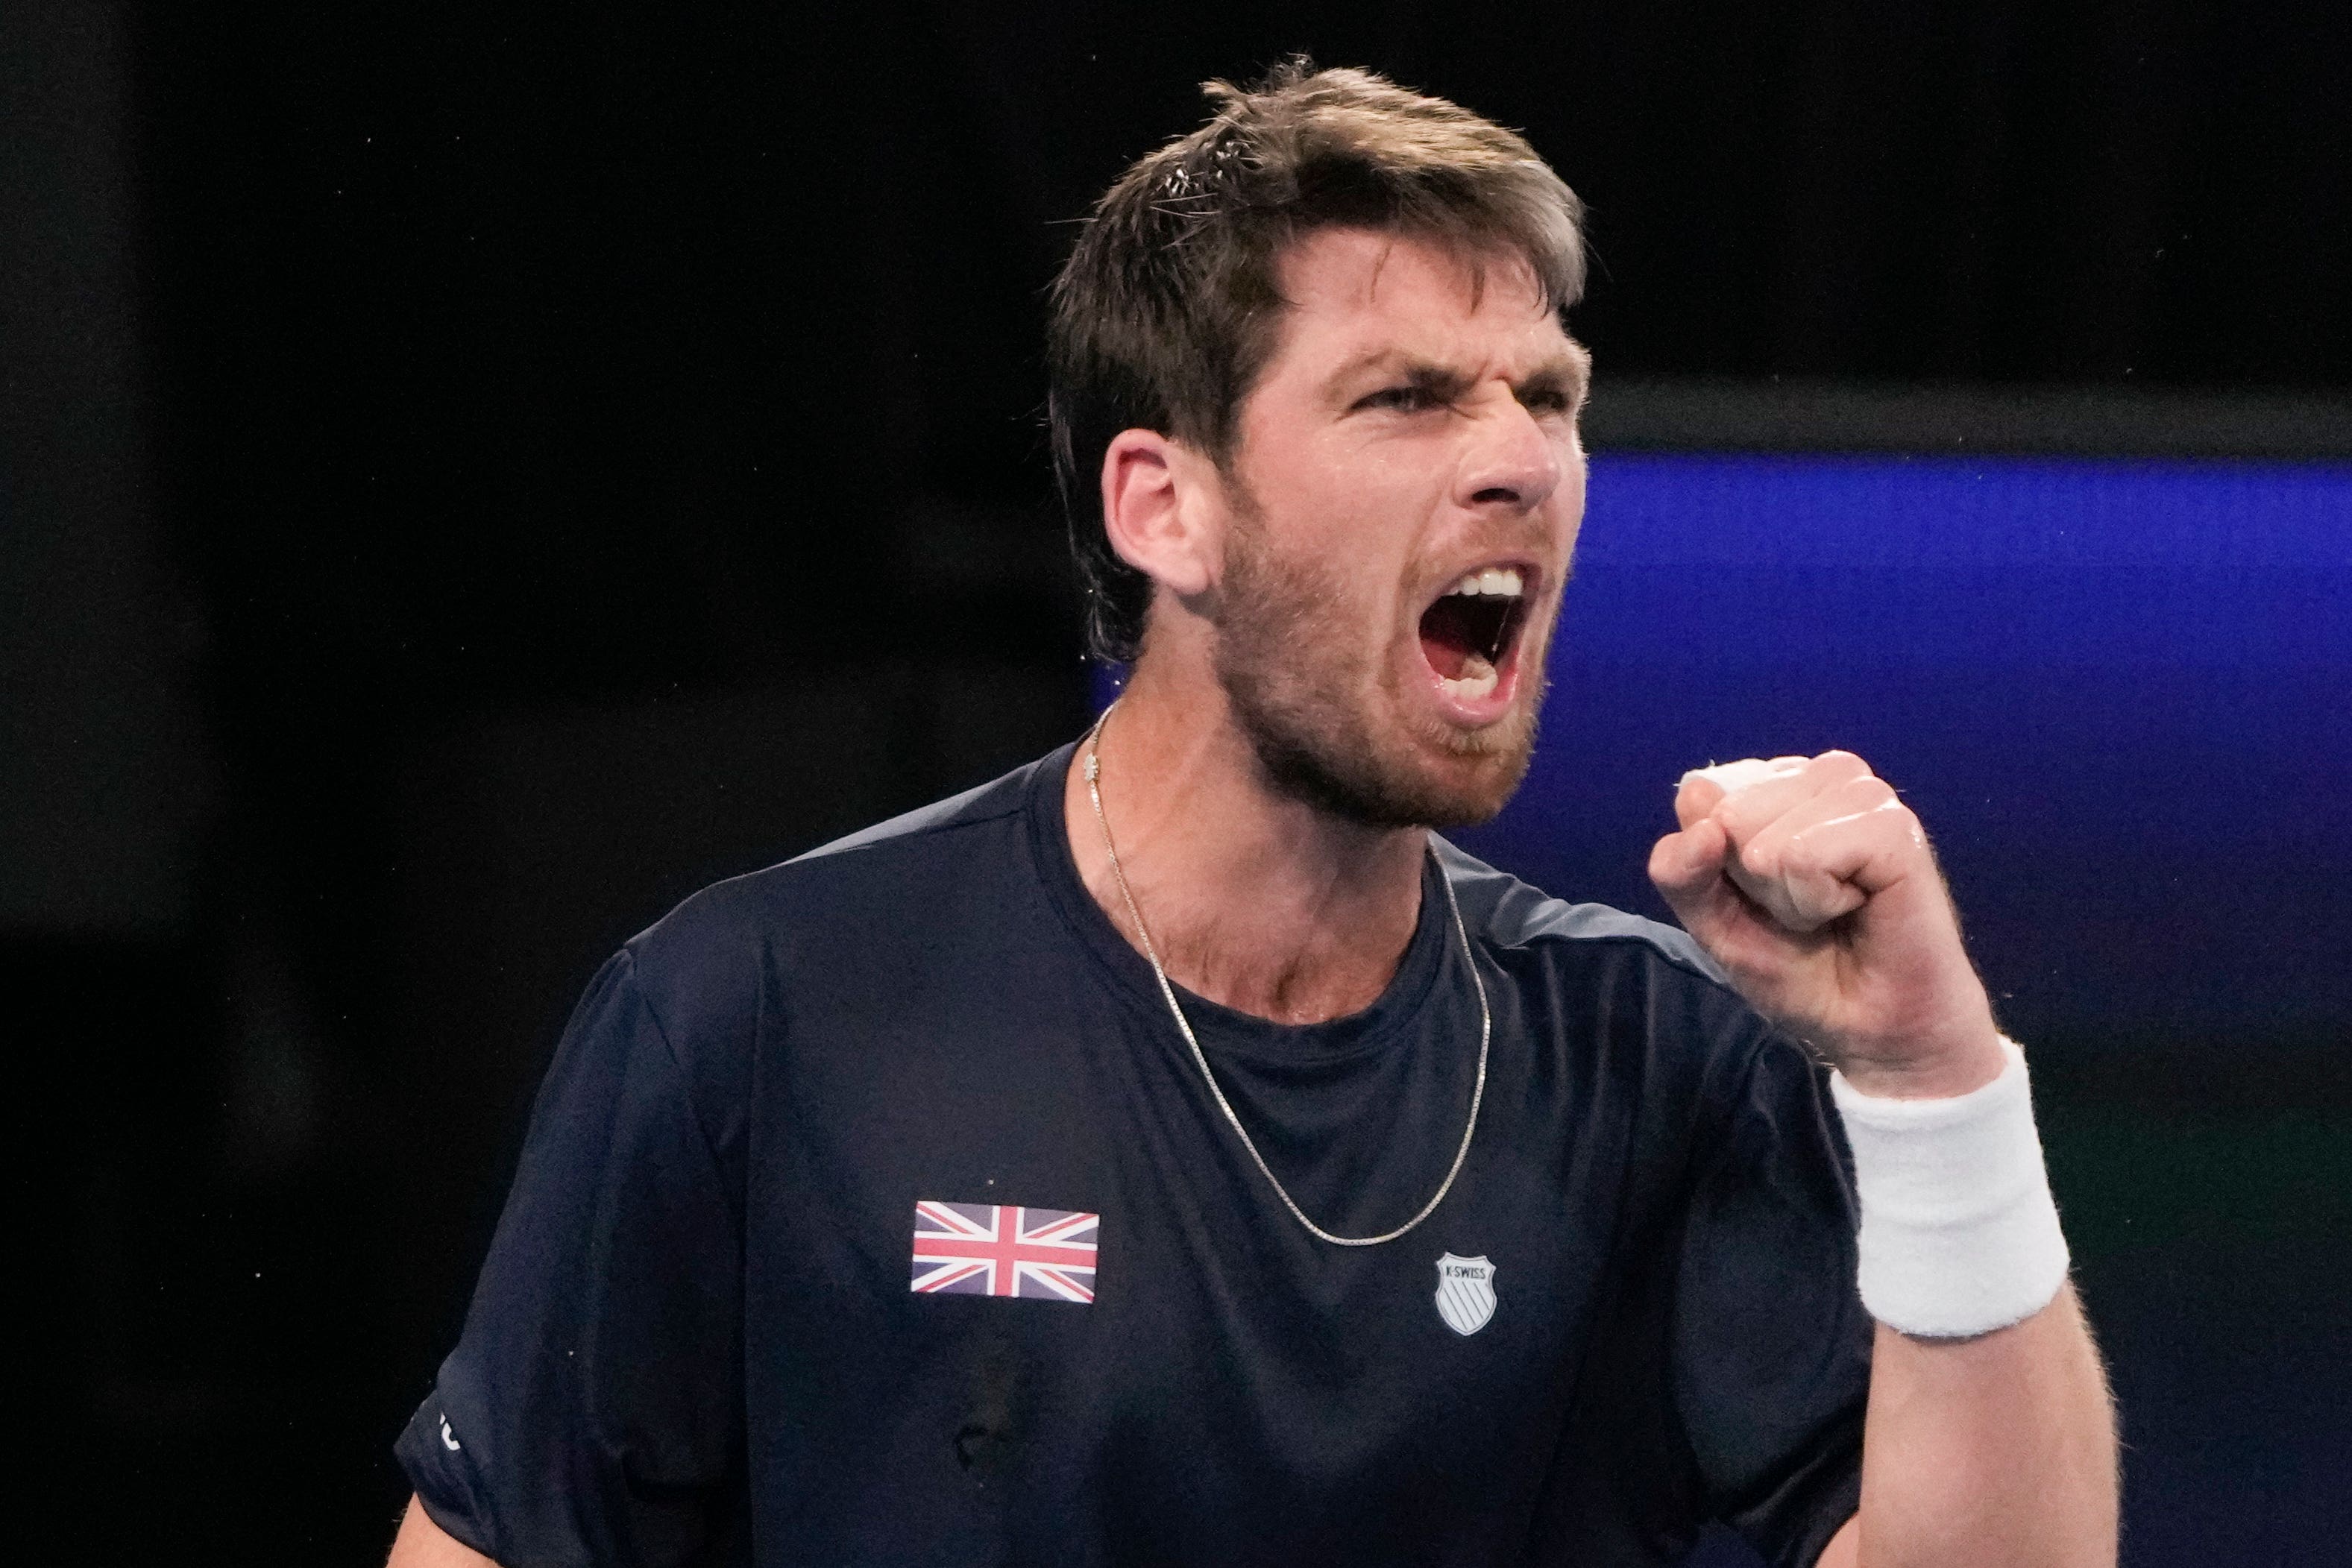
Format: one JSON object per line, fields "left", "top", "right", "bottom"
{"left": 1463, "top": 453, "right": 2352, "bottom": 1047}
{"left": 1454, "top": 453, "right": 2352, "bottom": 1564}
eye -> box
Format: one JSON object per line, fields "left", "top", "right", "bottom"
{"left": 1354, "top": 383, "right": 1444, "bottom": 414}
{"left": 1518, "top": 386, "right": 1577, "bottom": 415}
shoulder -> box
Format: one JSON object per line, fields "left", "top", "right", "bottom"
{"left": 607, "top": 747, "right": 1061, "bottom": 1074}
{"left": 627, "top": 751, "right": 1048, "bottom": 972}
{"left": 1433, "top": 835, "right": 1730, "bottom": 992}
{"left": 1432, "top": 837, "right": 1808, "bottom": 1116}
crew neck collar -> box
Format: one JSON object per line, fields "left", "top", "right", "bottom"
{"left": 1025, "top": 740, "right": 1454, "bottom": 1065}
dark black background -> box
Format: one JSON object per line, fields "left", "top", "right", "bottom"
{"left": 5, "top": 2, "right": 2346, "bottom": 1562}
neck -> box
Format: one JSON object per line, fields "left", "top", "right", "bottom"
{"left": 1065, "top": 658, "right": 1429, "bottom": 1025}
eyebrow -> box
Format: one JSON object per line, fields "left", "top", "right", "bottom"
{"left": 1330, "top": 344, "right": 1591, "bottom": 406}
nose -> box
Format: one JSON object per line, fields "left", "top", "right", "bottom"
{"left": 1453, "top": 388, "right": 1563, "bottom": 514}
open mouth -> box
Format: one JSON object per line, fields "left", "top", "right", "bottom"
{"left": 1417, "top": 567, "right": 1532, "bottom": 702}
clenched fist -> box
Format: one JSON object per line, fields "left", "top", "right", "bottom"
{"left": 1647, "top": 751, "right": 2007, "bottom": 1099}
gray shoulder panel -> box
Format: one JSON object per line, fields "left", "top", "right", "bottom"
{"left": 786, "top": 763, "right": 1035, "bottom": 866}
{"left": 625, "top": 754, "right": 1045, "bottom": 956}
{"left": 1432, "top": 836, "right": 1734, "bottom": 990}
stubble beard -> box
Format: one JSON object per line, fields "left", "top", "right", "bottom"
{"left": 1209, "top": 507, "right": 1547, "bottom": 831}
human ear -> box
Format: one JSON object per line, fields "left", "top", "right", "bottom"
{"left": 1099, "top": 428, "right": 1220, "bottom": 599}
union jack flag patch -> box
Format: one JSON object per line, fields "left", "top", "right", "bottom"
{"left": 910, "top": 1200, "right": 1098, "bottom": 1303}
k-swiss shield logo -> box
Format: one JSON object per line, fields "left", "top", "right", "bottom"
{"left": 1433, "top": 1253, "right": 1497, "bottom": 1335}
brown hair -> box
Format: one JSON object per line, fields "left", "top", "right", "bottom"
{"left": 1046, "top": 60, "right": 1588, "bottom": 663}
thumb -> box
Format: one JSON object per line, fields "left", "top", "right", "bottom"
{"left": 1649, "top": 814, "right": 1742, "bottom": 939}
{"left": 1672, "top": 774, "right": 1728, "bottom": 831}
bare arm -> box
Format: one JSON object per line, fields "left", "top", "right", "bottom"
{"left": 1651, "top": 753, "right": 2119, "bottom": 1566}
{"left": 386, "top": 1496, "right": 497, "bottom": 1568}
{"left": 1817, "top": 1283, "right": 2117, "bottom": 1567}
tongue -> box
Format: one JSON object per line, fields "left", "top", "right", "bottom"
{"left": 1420, "top": 627, "right": 1471, "bottom": 680}
{"left": 1418, "top": 596, "right": 1485, "bottom": 679}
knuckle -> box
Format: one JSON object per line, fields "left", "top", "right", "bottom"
{"left": 1871, "top": 800, "right": 1925, "bottom": 846}
{"left": 1781, "top": 823, "right": 1829, "bottom": 863}
{"left": 1847, "top": 775, "right": 1899, "bottom": 808}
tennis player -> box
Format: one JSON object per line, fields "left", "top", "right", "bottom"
{"left": 389, "top": 63, "right": 2116, "bottom": 1567}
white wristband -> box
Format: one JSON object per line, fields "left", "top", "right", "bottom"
{"left": 1829, "top": 1037, "right": 2070, "bottom": 1338}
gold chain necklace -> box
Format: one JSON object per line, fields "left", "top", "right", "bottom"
{"left": 1081, "top": 708, "right": 1490, "bottom": 1247}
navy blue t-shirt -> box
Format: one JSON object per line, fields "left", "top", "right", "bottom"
{"left": 397, "top": 743, "right": 1870, "bottom": 1566}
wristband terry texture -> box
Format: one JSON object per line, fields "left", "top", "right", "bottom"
{"left": 1829, "top": 1038, "right": 2070, "bottom": 1338}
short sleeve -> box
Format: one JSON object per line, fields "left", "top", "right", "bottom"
{"left": 1673, "top": 1033, "right": 1872, "bottom": 1567}
{"left": 394, "top": 950, "right": 745, "bottom": 1567}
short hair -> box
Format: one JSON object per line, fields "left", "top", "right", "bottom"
{"left": 1046, "top": 60, "right": 1588, "bottom": 664}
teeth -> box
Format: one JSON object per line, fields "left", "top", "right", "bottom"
{"left": 1447, "top": 567, "right": 1525, "bottom": 598}
{"left": 1440, "top": 652, "right": 1498, "bottom": 700}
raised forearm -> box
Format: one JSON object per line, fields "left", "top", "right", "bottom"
{"left": 1823, "top": 1284, "right": 2117, "bottom": 1568}
{"left": 1651, "top": 755, "right": 2120, "bottom": 1567}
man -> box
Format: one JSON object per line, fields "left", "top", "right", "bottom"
{"left": 391, "top": 64, "right": 2116, "bottom": 1566}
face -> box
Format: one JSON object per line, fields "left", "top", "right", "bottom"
{"left": 1206, "top": 227, "right": 1588, "bottom": 828}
